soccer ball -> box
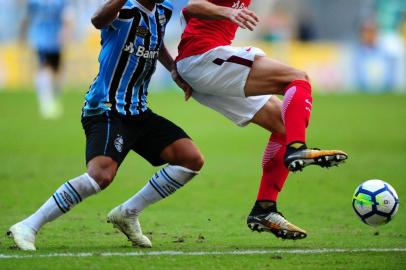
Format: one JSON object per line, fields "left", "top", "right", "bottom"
{"left": 352, "top": 179, "right": 399, "bottom": 226}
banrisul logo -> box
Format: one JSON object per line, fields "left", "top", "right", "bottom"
{"left": 114, "top": 135, "right": 124, "bottom": 153}
{"left": 124, "top": 42, "right": 135, "bottom": 54}
{"left": 135, "top": 46, "right": 159, "bottom": 59}
{"left": 123, "top": 43, "right": 159, "bottom": 59}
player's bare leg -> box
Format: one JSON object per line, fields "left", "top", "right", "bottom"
{"left": 245, "top": 57, "right": 307, "bottom": 96}
{"left": 246, "top": 56, "right": 347, "bottom": 172}
{"left": 251, "top": 96, "right": 284, "bottom": 133}
{"left": 160, "top": 139, "right": 205, "bottom": 172}
{"left": 87, "top": 156, "right": 118, "bottom": 190}
{"left": 108, "top": 139, "right": 204, "bottom": 248}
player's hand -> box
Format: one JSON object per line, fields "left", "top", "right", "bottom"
{"left": 171, "top": 68, "right": 193, "bottom": 101}
{"left": 228, "top": 8, "right": 259, "bottom": 31}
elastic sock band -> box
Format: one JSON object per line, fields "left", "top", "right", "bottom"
{"left": 84, "top": 173, "right": 101, "bottom": 193}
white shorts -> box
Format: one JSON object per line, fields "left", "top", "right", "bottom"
{"left": 177, "top": 46, "right": 271, "bottom": 126}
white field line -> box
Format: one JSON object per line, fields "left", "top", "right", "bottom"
{"left": 1, "top": 248, "right": 406, "bottom": 259}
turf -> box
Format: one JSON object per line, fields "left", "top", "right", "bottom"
{"left": 0, "top": 90, "right": 405, "bottom": 269}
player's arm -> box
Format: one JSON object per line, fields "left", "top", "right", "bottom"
{"left": 185, "top": 0, "right": 259, "bottom": 31}
{"left": 159, "top": 44, "right": 193, "bottom": 101}
{"left": 91, "top": 0, "right": 127, "bottom": 29}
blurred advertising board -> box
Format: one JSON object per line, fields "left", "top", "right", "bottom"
{"left": 0, "top": 39, "right": 404, "bottom": 92}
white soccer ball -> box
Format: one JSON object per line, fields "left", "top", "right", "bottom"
{"left": 352, "top": 179, "right": 399, "bottom": 226}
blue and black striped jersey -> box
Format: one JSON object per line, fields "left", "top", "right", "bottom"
{"left": 27, "top": 0, "right": 69, "bottom": 52}
{"left": 84, "top": 0, "right": 172, "bottom": 116}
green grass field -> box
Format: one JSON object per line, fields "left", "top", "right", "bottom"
{"left": 0, "top": 90, "right": 405, "bottom": 269}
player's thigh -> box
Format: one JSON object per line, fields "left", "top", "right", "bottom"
{"left": 192, "top": 91, "right": 271, "bottom": 127}
{"left": 81, "top": 112, "right": 129, "bottom": 188}
{"left": 245, "top": 56, "right": 308, "bottom": 96}
{"left": 250, "top": 95, "right": 285, "bottom": 134}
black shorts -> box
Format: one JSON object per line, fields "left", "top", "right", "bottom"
{"left": 37, "top": 50, "right": 61, "bottom": 71}
{"left": 81, "top": 109, "right": 190, "bottom": 167}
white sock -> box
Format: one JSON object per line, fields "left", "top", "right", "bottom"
{"left": 36, "top": 69, "right": 57, "bottom": 118}
{"left": 22, "top": 173, "right": 101, "bottom": 232}
{"left": 121, "top": 165, "right": 198, "bottom": 215}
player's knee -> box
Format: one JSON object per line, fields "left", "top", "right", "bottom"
{"left": 275, "top": 68, "right": 311, "bottom": 95}
{"left": 87, "top": 159, "right": 117, "bottom": 189}
{"left": 88, "top": 169, "right": 116, "bottom": 190}
{"left": 192, "top": 153, "right": 205, "bottom": 171}
{"left": 302, "top": 71, "right": 311, "bottom": 83}
{"left": 304, "top": 72, "right": 310, "bottom": 82}
{"left": 183, "top": 152, "right": 205, "bottom": 172}
{"left": 285, "top": 70, "right": 312, "bottom": 95}
{"left": 293, "top": 69, "right": 310, "bottom": 83}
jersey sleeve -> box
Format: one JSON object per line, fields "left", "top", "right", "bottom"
{"left": 108, "top": 1, "right": 136, "bottom": 30}
{"left": 161, "top": 0, "right": 174, "bottom": 20}
{"left": 162, "top": 0, "right": 173, "bottom": 10}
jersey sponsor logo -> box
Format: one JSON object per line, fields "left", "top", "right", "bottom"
{"left": 124, "top": 42, "right": 135, "bottom": 54}
{"left": 136, "top": 26, "right": 151, "bottom": 38}
{"left": 123, "top": 43, "right": 159, "bottom": 59}
{"left": 114, "top": 134, "right": 124, "bottom": 153}
{"left": 232, "top": 0, "right": 247, "bottom": 9}
{"left": 135, "top": 46, "right": 160, "bottom": 59}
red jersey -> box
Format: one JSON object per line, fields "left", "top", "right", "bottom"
{"left": 176, "top": 0, "right": 251, "bottom": 61}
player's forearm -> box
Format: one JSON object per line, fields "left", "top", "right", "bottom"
{"left": 185, "top": 0, "right": 233, "bottom": 20}
{"left": 158, "top": 44, "right": 175, "bottom": 72}
{"left": 91, "top": 0, "right": 127, "bottom": 29}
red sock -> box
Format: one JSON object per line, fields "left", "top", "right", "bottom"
{"left": 257, "top": 133, "right": 289, "bottom": 202}
{"left": 281, "top": 80, "right": 312, "bottom": 145}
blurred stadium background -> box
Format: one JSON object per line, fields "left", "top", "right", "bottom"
{"left": 0, "top": 0, "right": 405, "bottom": 93}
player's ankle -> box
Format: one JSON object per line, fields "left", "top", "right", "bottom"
{"left": 286, "top": 141, "right": 307, "bottom": 155}
{"left": 250, "top": 200, "right": 277, "bottom": 215}
{"left": 287, "top": 141, "right": 306, "bottom": 149}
